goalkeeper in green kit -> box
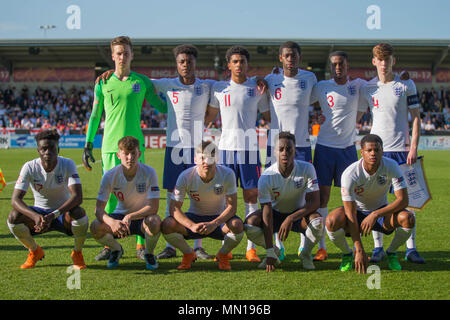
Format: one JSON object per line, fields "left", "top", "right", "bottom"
{"left": 83, "top": 36, "right": 167, "bottom": 261}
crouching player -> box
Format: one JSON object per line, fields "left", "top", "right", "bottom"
{"left": 8, "top": 129, "right": 88, "bottom": 269}
{"left": 90, "top": 136, "right": 161, "bottom": 270}
{"left": 245, "top": 131, "right": 323, "bottom": 271}
{"left": 326, "top": 134, "right": 415, "bottom": 273}
{"left": 161, "top": 141, "right": 244, "bottom": 270}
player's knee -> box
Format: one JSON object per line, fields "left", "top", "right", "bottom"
{"left": 144, "top": 215, "right": 161, "bottom": 232}
{"left": 68, "top": 206, "right": 85, "bottom": 220}
{"left": 244, "top": 211, "right": 261, "bottom": 227}
{"left": 161, "top": 217, "right": 177, "bottom": 234}
{"left": 326, "top": 208, "right": 343, "bottom": 231}
{"left": 7, "top": 209, "right": 20, "bottom": 224}
{"left": 243, "top": 189, "right": 258, "bottom": 203}
{"left": 228, "top": 217, "right": 244, "bottom": 234}
{"left": 90, "top": 219, "right": 101, "bottom": 238}
{"left": 398, "top": 210, "right": 415, "bottom": 229}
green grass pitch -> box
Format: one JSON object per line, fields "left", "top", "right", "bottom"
{"left": 0, "top": 148, "right": 449, "bottom": 300}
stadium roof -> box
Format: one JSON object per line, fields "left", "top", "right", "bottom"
{"left": 0, "top": 38, "right": 449, "bottom": 77}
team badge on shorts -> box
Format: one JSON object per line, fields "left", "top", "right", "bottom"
{"left": 393, "top": 87, "right": 403, "bottom": 97}
{"left": 347, "top": 85, "right": 356, "bottom": 96}
{"left": 247, "top": 88, "right": 255, "bottom": 97}
{"left": 377, "top": 175, "right": 387, "bottom": 185}
{"left": 214, "top": 184, "right": 224, "bottom": 195}
{"left": 195, "top": 86, "right": 203, "bottom": 96}
{"left": 55, "top": 174, "right": 64, "bottom": 184}
{"left": 299, "top": 80, "right": 306, "bottom": 89}
{"left": 293, "top": 177, "right": 304, "bottom": 189}
{"left": 132, "top": 83, "right": 141, "bottom": 93}
{"left": 136, "top": 183, "right": 146, "bottom": 193}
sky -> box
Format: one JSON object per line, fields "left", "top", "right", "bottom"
{"left": 0, "top": 0, "right": 449, "bottom": 40}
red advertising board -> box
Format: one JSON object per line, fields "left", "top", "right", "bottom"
{"left": 144, "top": 134, "right": 166, "bottom": 149}
{"left": 436, "top": 69, "right": 450, "bottom": 83}
{"left": 13, "top": 67, "right": 95, "bottom": 82}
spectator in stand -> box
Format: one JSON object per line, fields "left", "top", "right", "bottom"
{"left": 424, "top": 119, "right": 436, "bottom": 132}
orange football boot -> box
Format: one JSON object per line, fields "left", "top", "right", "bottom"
{"left": 21, "top": 246, "right": 45, "bottom": 269}
{"left": 313, "top": 248, "right": 328, "bottom": 261}
{"left": 216, "top": 252, "right": 231, "bottom": 270}
{"left": 71, "top": 250, "right": 87, "bottom": 269}
{"left": 177, "top": 251, "right": 197, "bottom": 270}
{"left": 245, "top": 248, "right": 261, "bottom": 262}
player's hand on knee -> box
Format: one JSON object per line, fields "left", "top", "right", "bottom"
{"left": 360, "top": 215, "right": 377, "bottom": 237}
{"left": 82, "top": 142, "right": 95, "bottom": 171}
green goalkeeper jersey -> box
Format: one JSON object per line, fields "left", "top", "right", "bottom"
{"left": 86, "top": 71, "right": 167, "bottom": 153}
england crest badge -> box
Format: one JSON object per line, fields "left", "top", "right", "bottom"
{"left": 136, "top": 183, "right": 146, "bottom": 193}
{"left": 132, "top": 82, "right": 141, "bottom": 93}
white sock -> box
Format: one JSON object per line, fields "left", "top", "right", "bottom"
{"left": 194, "top": 239, "right": 203, "bottom": 250}
{"left": 71, "top": 215, "right": 88, "bottom": 251}
{"left": 244, "top": 224, "right": 266, "bottom": 248}
{"left": 406, "top": 210, "right": 416, "bottom": 250}
{"left": 163, "top": 232, "right": 193, "bottom": 254}
{"left": 7, "top": 222, "right": 38, "bottom": 251}
{"left": 96, "top": 233, "right": 121, "bottom": 251}
{"left": 274, "top": 232, "right": 284, "bottom": 250}
{"left": 165, "top": 192, "right": 175, "bottom": 250}
{"left": 144, "top": 231, "right": 161, "bottom": 255}
{"left": 317, "top": 208, "right": 328, "bottom": 250}
{"left": 387, "top": 227, "right": 412, "bottom": 254}
{"left": 299, "top": 232, "right": 305, "bottom": 252}
{"left": 245, "top": 203, "right": 259, "bottom": 250}
{"left": 326, "top": 227, "right": 352, "bottom": 254}
{"left": 372, "top": 230, "right": 384, "bottom": 248}
{"left": 302, "top": 217, "right": 324, "bottom": 256}
{"left": 219, "top": 232, "right": 244, "bottom": 254}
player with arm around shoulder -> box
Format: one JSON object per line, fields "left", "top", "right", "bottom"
{"left": 8, "top": 129, "right": 88, "bottom": 270}
{"left": 89, "top": 136, "right": 161, "bottom": 270}
{"left": 161, "top": 141, "right": 244, "bottom": 271}
{"left": 326, "top": 134, "right": 415, "bottom": 273}
{"left": 245, "top": 131, "right": 323, "bottom": 271}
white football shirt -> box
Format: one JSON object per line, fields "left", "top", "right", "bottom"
{"left": 172, "top": 165, "right": 237, "bottom": 216}
{"left": 97, "top": 162, "right": 160, "bottom": 214}
{"left": 310, "top": 78, "right": 368, "bottom": 148}
{"left": 265, "top": 69, "right": 317, "bottom": 148}
{"left": 258, "top": 160, "right": 319, "bottom": 213}
{"left": 361, "top": 75, "right": 420, "bottom": 152}
{"left": 15, "top": 157, "right": 81, "bottom": 210}
{"left": 209, "top": 78, "right": 269, "bottom": 151}
{"left": 341, "top": 157, "right": 407, "bottom": 212}
{"left": 152, "top": 78, "right": 214, "bottom": 148}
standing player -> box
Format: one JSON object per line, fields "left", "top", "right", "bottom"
{"left": 84, "top": 36, "right": 167, "bottom": 261}
{"left": 90, "top": 136, "right": 161, "bottom": 270}
{"left": 245, "top": 132, "right": 322, "bottom": 271}
{"left": 326, "top": 134, "right": 415, "bottom": 272}
{"left": 361, "top": 43, "right": 425, "bottom": 264}
{"left": 7, "top": 129, "right": 88, "bottom": 270}
{"left": 264, "top": 41, "right": 317, "bottom": 258}
{"left": 308, "top": 51, "right": 368, "bottom": 261}
{"left": 151, "top": 45, "right": 215, "bottom": 260}
{"left": 161, "top": 141, "right": 244, "bottom": 270}
{"left": 205, "top": 45, "right": 271, "bottom": 262}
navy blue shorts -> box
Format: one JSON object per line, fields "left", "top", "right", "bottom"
{"left": 266, "top": 145, "right": 312, "bottom": 168}
{"left": 29, "top": 206, "right": 73, "bottom": 236}
{"left": 313, "top": 144, "right": 358, "bottom": 187}
{"left": 109, "top": 213, "right": 145, "bottom": 238}
{"left": 163, "top": 147, "right": 195, "bottom": 190}
{"left": 345, "top": 206, "right": 394, "bottom": 237}
{"left": 272, "top": 209, "right": 305, "bottom": 234}
{"left": 183, "top": 212, "right": 242, "bottom": 240}
{"left": 219, "top": 150, "right": 261, "bottom": 189}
